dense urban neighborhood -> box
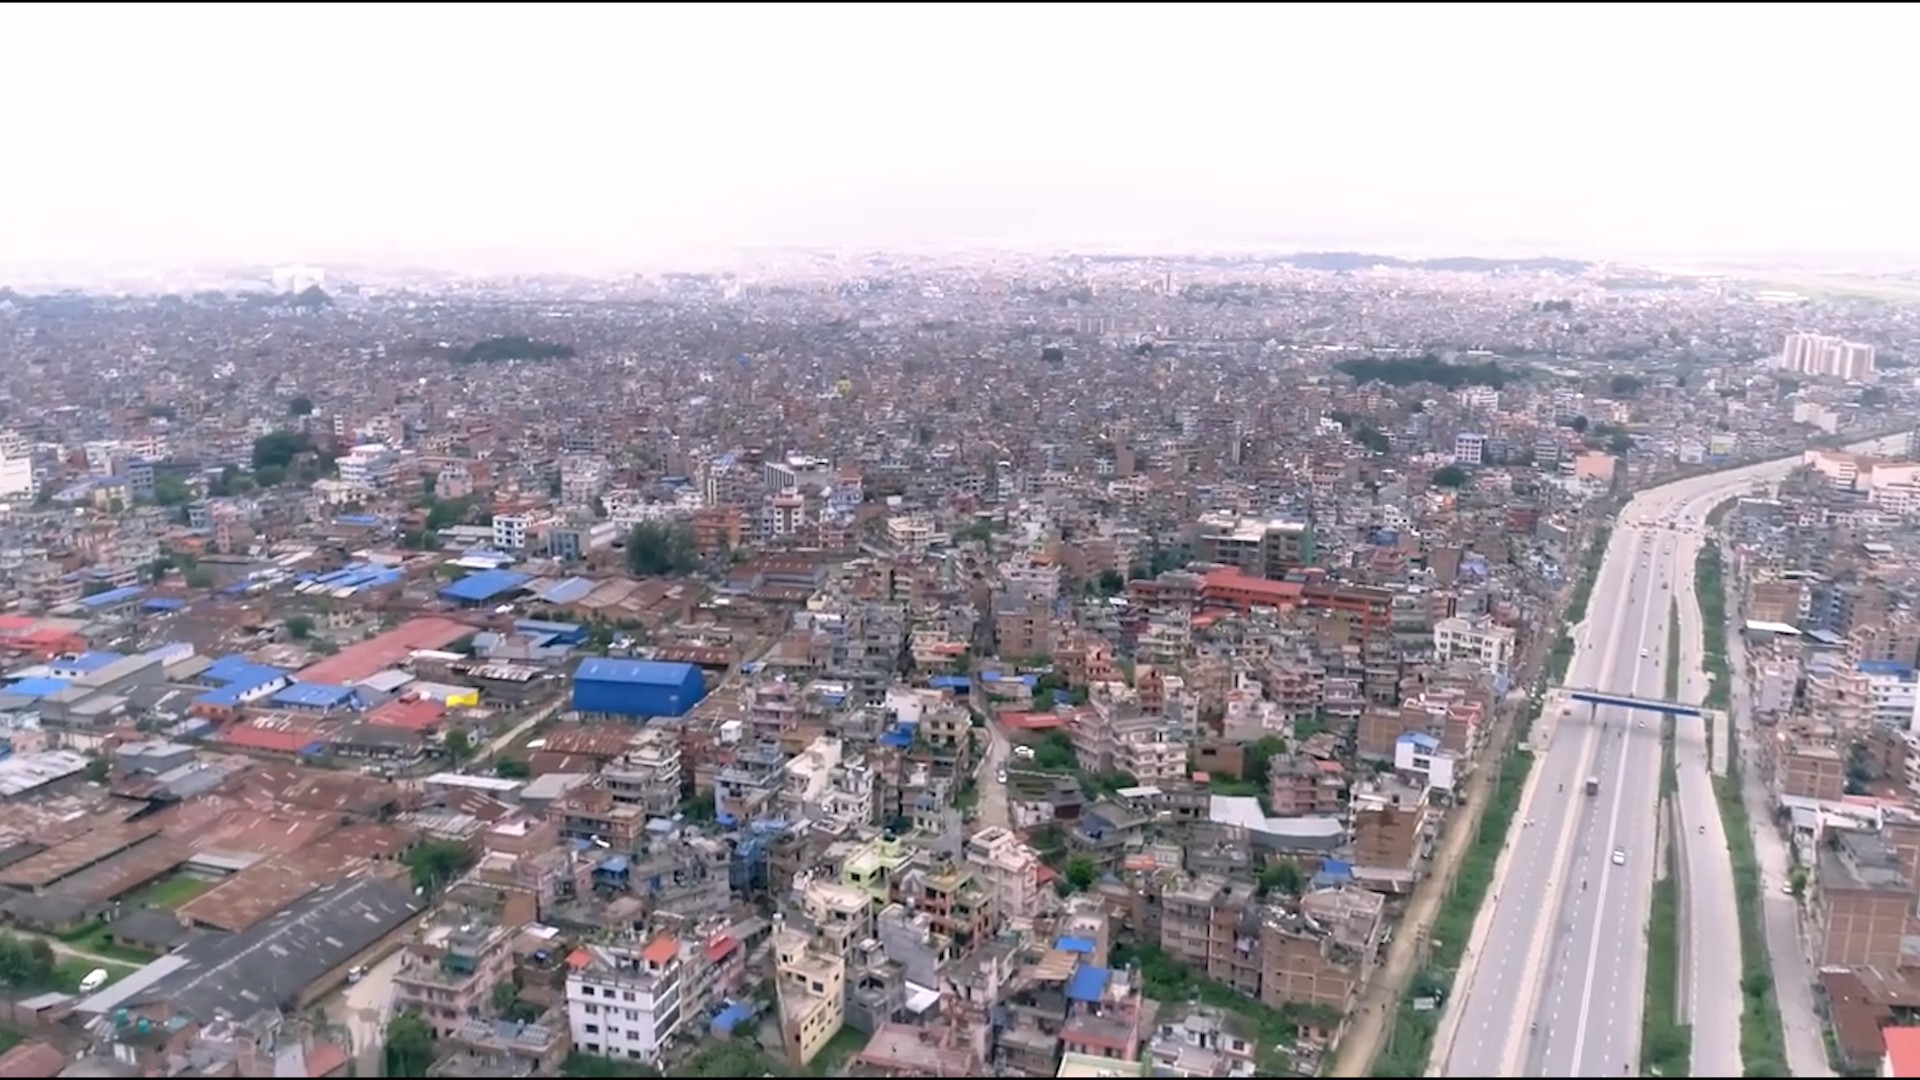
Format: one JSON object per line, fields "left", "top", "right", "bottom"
{"left": 0, "top": 253, "right": 1916, "bottom": 1078}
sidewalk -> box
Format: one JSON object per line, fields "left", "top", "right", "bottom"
{"left": 1722, "top": 552, "right": 1834, "bottom": 1078}
{"left": 1327, "top": 702, "right": 1519, "bottom": 1077}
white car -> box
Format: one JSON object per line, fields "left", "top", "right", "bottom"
{"left": 996, "top": 769, "right": 1007, "bottom": 784}
{"left": 1611, "top": 848, "right": 1627, "bottom": 867}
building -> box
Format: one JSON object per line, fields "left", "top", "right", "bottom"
{"left": 1192, "top": 516, "right": 1316, "bottom": 577}
{"left": 1452, "top": 432, "right": 1486, "bottom": 466}
{"left": 565, "top": 936, "right": 686, "bottom": 1066}
{"left": 774, "top": 916, "right": 846, "bottom": 1069}
{"left": 1432, "top": 615, "right": 1515, "bottom": 687}
{"left": 391, "top": 908, "right": 518, "bottom": 1040}
{"left": 572, "top": 658, "right": 707, "bottom": 719}
{"left": 1779, "top": 332, "right": 1876, "bottom": 382}
{"left": 338, "top": 443, "right": 399, "bottom": 491}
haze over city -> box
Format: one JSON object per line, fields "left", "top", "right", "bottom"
{"left": 5, "top": 1, "right": 1916, "bottom": 277}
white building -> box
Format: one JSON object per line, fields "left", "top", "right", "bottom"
{"left": 1393, "top": 732, "right": 1457, "bottom": 792}
{"left": 492, "top": 513, "right": 531, "bottom": 551}
{"left": 1855, "top": 662, "right": 1920, "bottom": 730}
{"left": 1433, "top": 615, "right": 1516, "bottom": 685}
{"left": 565, "top": 937, "right": 686, "bottom": 1066}
{"left": 1452, "top": 432, "right": 1486, "bottom": 466}
{"left": 1778, "top": 332, "right": 1876, "bottom": 382}
{"left": 337, "top": 443, "right": 398, "bottom": 491}
{"left": 964, "top": 826, "right": 1044, "bottom": 919}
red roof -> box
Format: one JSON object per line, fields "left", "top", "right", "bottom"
{"left": 640, "top": 935, "right": 679, "bottom": 965}
{"left": 296, "top": 616, "right": 472, "bottom": 685}
{"left": 368, "top": 696, "right": 447, "bottom": 731}
{"left": 220, "top": 722, "right": 327, "bottom": 754}
{"left": 1886, "top": 1027, "right": 1920, "bottom": 1077}
{"left": 1001, "top": 711, "right": 1065, "bottom": 732}
{"left": 706, "top": 933, "right": 738, "bottom": 963}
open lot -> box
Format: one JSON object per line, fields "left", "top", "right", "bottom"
{"left": 126, "top": 870, "right": 214, "bottom": 909}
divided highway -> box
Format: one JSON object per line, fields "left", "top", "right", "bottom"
{"left": 1434, "top": 434, "right": 1908, "bottom": 1078}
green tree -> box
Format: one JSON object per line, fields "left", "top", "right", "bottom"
{"left": 1432, "top": 464, "right": 1471, "bottom": 489}
{"left": 445, "top": 729, "right": 474, "bottom": 761}
{"left": 1096, "top": 569, "right": 1125, "bottom": 596}
{"left": 288, "top": 395, "right": 315, "bottom": 417}
{"left": 251, "top": 430, "right": 313, "bottom": 471}
{"left": 1608, "top": 373, "right": 1646, "bottom": 397}
{"left": 625, "top": 521, "right": 699, "bottom": 576}
{"left": 384, "top": 1011, "right": 437, "bottom": 1077}
{"left": 285, "top": 615, "right": 314, "bottom": 640}
{"left": 494, "top": 757, "right": 531, "bottom": 779}
{"left": 1064, "top": 854, "right": 1099, "bottom": 892}
{"left": 403, "top": 839, "right": 475, "bottom": 893}
{"left": 1257, "top": 860, "right": 1305, "bottom": 896}
{"left": 0, "top": 932, "right": 57, "bottom": 989}
{"left": 85, "top": 756, "right": 111, "bottom": 783}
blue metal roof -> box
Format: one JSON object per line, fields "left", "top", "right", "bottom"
{"left": 271, "top": 683, "right": 358, "bottom": 708}
{"left": 204, "top": 656, "right": 287, "bottom": 688}
{"left": 1056, "top": 936, "right": 1096, "bottom": 955}
{"left": 1066, "top": 965, "right": 1110, "bottom": 1004}
{"left": 1859, "top": 660, "right": 1916, "bottom": 679}
{"left": 1398, "top": 731, "right": 1440, "bottom": 750}
{"left": 928, "top": 676, "right": 970, "bottom": 690}
{"left": 7, "top": 677, "right": 70, "bottom": 699}
{"left": 142, "top": 598, "right": 188, "bottom": 612}
{"left": 64, "top": 651, "right": 125, "bottom": 672}
{"left": 438, "top": 569, "right": 532, "bottom": 603}
{"left": 575, "top": 657, "right": 697, "bottom": 686}
{"left": 335, "top": 514, "right": 381, "bottom": 526}
{"left": 78, "top": 586, "right": 146, "bottom": 608}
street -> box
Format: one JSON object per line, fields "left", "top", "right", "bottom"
{"left": 1432, "top": 432, "right": 1906, "bottom": 1077}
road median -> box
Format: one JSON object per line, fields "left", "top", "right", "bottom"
{"left": 1644, "top": 712, "right": 1691, "bottom": 1075}
{"left": 1695, "top": 534, "right": 1789, "bottom": 1077}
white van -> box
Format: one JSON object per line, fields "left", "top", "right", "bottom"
{"left": 78, "top": 968, "right": 109, "bottom": 994}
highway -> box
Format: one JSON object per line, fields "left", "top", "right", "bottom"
{"left": 1435, "top": 433, "right": 1908, "bottom": 1078}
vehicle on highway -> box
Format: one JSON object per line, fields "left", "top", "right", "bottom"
{"left": 1585, "top": 774, "right": 1600, "bottom": 795}
{"left": 1611, "top": 848, "right": 1627, "bottom": 867}
{"left": 1639, "top": 648, "right": 1649, "bottom": 657}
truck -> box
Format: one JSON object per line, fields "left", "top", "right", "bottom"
{"left": 1585, "top": 775, "right": 1600, "bottom": 795}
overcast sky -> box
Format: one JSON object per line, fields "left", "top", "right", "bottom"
{"left": 3, "top": 2, "right": 1915, "bottom": 274}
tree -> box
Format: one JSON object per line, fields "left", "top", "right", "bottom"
{"left": 85, "top": 756, "right": 111, "bottom": 784}
{"left": 1608, "top": 373, "right": 1645, "bottom": 397}
{"left": 1608, "top": 431, "right": 1633, "bottom": 455}
{"left": 1241, "top": 735, "right": 1286, "bottom": 787}
{"left": 1257, "top": 861, "right": 1305, "bottom": 896}
{"left": 0, "top": 932, "right": 55, "bottom": 988}
{"left": 251, "top": 429, "right": 313, "bottom": 471}
{"left": 288, "top": 395, "right": 315, "bottom": 417}
{"left": 1096, "top": 569, "right": 1125, "bottom": 596}
{"left": 445, "top": 729, "right": 474, "bottom": 761}
{"left": 404, "top": 839, "right": 475, "bottom": 893}
{"left": 1064, "top": 854, "right": 1099, "bottom": 892}
{"left": 1567, "top": 414, "right": 1590, "bottom": 434}
{"left": 1432, "top": 464, "right": 1471, "bottom": 489}
{"left": 385, "top": 1011, "right": 437, "bottom": 1077}
{"left": 625, "top": 521, "right": 699, "bottom": 576}
{"left": 494, "top": 757, "right": 531, "bottom": 779}
{"left": 285, "top": 615, "right": 314, "bottom": 640}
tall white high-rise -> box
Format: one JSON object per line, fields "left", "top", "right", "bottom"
{"left": 1778, "top": 333, "right": 1876, "bottom": 382}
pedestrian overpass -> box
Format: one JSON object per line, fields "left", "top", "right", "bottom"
{"left": 1564, "top": 688, "right": 1701, "bottom": 718}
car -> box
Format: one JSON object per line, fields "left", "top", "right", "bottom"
{"left": 1781, "top": 881, "right": 1795, "bottom": 896}
{"left": 347, "top": 965, "right": 367, "bottom": 984}
{"left": 1611, "top": 848, "right": 1627, "bottom": 867}
{"left": 995, "top": 769, "right": 1007, "bottom": 784}
{"left": 78, "top": 968, "right": 110, "bottom": 994}
{"left": 1640, "top": 648, "right": 1650, "bottom": 658}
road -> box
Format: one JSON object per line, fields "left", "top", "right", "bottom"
{"left": 975, "top": 715, "right": 1013, "bottom": 832}
{"left": 1435, "top": 433, "right": 1907, "bottom": 1077}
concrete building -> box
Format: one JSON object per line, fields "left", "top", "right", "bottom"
{"left": 1779, "top": 332, "right": 1876, "bottom": 382}
{"left": 564, "top": 936, "right": 687, "bottom": 1066}
{"left": 391, "top": 909, "right": 518, "bottom": 1040}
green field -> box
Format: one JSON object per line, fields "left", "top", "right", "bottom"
{"left": 127, "top": 871, "right": 214, "bottom": 909}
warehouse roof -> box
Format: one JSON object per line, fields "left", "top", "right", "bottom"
{"left": 204, "top": 656, "right": 288, "bottom": 688}
{"left": 575, "top": 657, "right": 698, "bottom": 685}
{"left": 271, "top": 683, "right": 359, "bottom": 709}
{"left": 438, "top": 569, "right": 532, "bottom": 604}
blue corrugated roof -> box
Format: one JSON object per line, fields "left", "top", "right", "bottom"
{"left": 878, "top": 728, "right": 912, "bottom": 749}
{"left": 1859, "top": 660, "right": 1915, "bottom": 679}
{"left": 272, "top": 683, "right": 357, "bottom": 708}
{"left": 7, "top": 677, "right": 70, "bottom": 699}
{"left": 928, "top": 676, "right": 970, "bottom": 690}
{"left": 194, "top": 685, "right": 252, "bottom": 708}
{"left": 575, "top": 657, "right": 697, "bottom": 686}
{"left": 63, "top": 651, "right": 125, "bottom": 672}
{"left": 78, "top": 586, "right": 147, "bottom": 608}
{"left": 335, "top": 514, "right": 381, "bottom": 526}
{"left": 1056, "top": 936, "right": 1096, "bottom": 955}
{"left": 1398, "top": 731, "right": 1440, "bottom": 750}
{"left": 204, "top": 656, "right": 287, "bottom": 688}
{"left": 1066, "top": 965, "right": 1111, "bottom": 1004}
{"left": 142, "top": 598, "right": 188, "bottom": 612}
{"left": 438, "top": 569, "right": 532, "bottom": 603}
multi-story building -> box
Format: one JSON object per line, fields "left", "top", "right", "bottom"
{"left": 565, "top": 937, "right": 686, "bottom": 1066}
{"left": 1432, "top": 615, "right": 1515, "bottom": 688}
{"left": 774, "top": 917, "right": 846, "bottom": 1068}
{"left": 1193, "top": 516, "right": 1316, "bottom": 577}
{"left": 338, "top": 443, "right": 399, "bottom": 491}
{"left": 964, "top": 826, "right": 1043, "bottom": 921}
{"left": 391, "top": 908, "right": 518, "bottom": 1040}
{"left": 1779, "top": 332, "right": 1876, "bottom": 382}
{"left": 602, "top": 726, "right": 683, "bottom": 817}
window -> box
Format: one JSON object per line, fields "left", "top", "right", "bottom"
{"left": 585, "top": 1024, "right": 600, "bottom": 1035}
{"left": 623, "top": 990, "right": 636, "bottom": 1002}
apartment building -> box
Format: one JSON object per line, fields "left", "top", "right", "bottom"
{"left": 565, "top": 936, "right": 687, "bottom": 1066}
{"left": 1259, "top": 888, "right": 1386, "bottom": 1014}
{"left": 964, "top": 826, "right": 1044, "bottom": 920}
{"left": 392, "top": 909, "right": 519, "bottom": 1040}
{"left": 774, "top": 917, "right": 847, "bottom": 1068}
{"left": 1432, "top": 615, "right": 1515, "bottom": 687}
{"left": 1193, "top": 516, "right": 1317, "bottom": 577}
{"left": 1779, "top": 332, "right": 1876, "bottom": 382}
{"left": 1811, "top": 831, "right": 1912, "bottom": 969}
{"left": 1267, "top": 755, "right": 1345, "bottom": 816}
{"left": 601, "top": 726, "right": 683, "bottom": 817}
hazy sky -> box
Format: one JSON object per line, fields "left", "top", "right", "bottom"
{"left": 4, "top": 2, "right": 1916, "bottom": 273}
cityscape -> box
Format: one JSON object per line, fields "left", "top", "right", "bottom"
{"left": 4, "top": 3, "right": 1920, "bottom": 1079}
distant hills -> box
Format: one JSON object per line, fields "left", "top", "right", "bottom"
{"left": 1283, "top": 252, "right": 1592, "bottom": 275}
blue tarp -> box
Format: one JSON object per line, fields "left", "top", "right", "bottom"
{"left": 143, "top": 598, "right": 188, "bottom": 612}
{"left": 1056, "top": 936, "right": 1096, "bottom": 955}
{"left": 1066, "top": 965, "right": 1111, "bottom": 1004}
{"left": 713, "top": 1002, "right": 753, "bottom": 1035}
